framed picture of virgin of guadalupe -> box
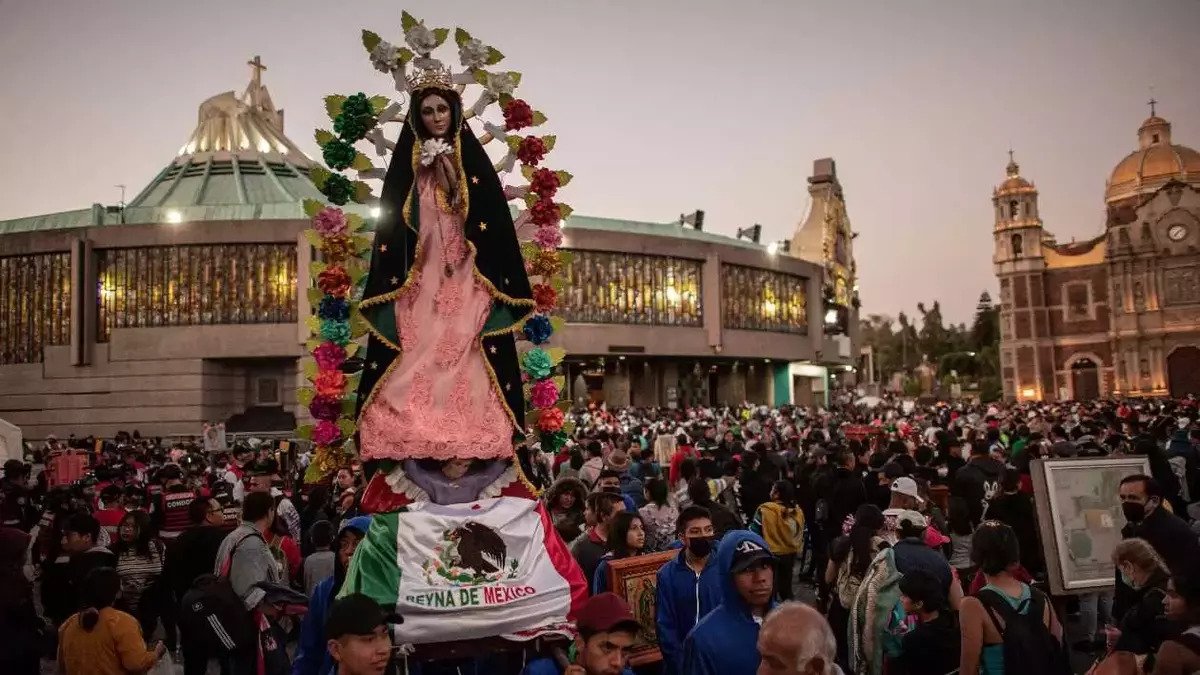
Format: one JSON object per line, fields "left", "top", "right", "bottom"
{"left": 605, "top": 549, "right": 676, "bottom": 665}
{"left": 1031, "top": 456, "right": 1150, "bottom": 595}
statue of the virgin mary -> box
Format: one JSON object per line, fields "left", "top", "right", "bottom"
{"left": 353, "top": 65, "right": 535, "bottom": 506}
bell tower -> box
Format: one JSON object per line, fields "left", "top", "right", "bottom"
{"left": 992, "top": 152, "right": 1050, "bottom": 401}
{"left": 992, "top": 151, "right": 1044, "bottom": 270}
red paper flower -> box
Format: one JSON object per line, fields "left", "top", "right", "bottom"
{"left": 537, "top": 407, "right": 565, "bottom": 432}
{"left": 532, "top": 283, "right": 557, "bottom": 312}
{"left": 314, "top": 370, "right": 347, "bottom": 398}
{"left": 529, "top": 197, "right": 560, "bottom": 227}
{"left": 318, "top": 266, "right": 352, "bottom": 297}
{"left": 517, "top": 136, "right": 547, "bottom": 166}
{"left": 529, "top": 168, "right": 560, "bottom": 199}
{"left": 503, "top": 99, "right": 534, "bottom": 131}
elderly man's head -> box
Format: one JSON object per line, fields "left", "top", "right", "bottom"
{"left": 757, "top": 602, "right": 837, "bottom": 675}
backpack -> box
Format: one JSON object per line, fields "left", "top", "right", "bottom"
{"left": 178, "top": 531, "right": 263, "bottom": 654}
{"left": 977, "top": 586, "right": 1071, "bottom": 675}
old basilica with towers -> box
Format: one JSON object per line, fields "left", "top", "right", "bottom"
{"left": 993, "top": 104, "right": 1200, "bottom": 401}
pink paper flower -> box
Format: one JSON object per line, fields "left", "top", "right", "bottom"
{"left": 533, "top": 225, "right": 562, "bottom": 250}
{"left": 530, "top": 379, "right": 559, "bottom": 408}
{"left": 313, "top": 419, "right": 341, "bottom": 445}
{"left": 313, "top": 207, "right": 349, "bottom": 237}
{"left": 313, "top": 342, "right": 347, "bottom": 371}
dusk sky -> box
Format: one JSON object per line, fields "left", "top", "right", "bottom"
{"left": 2, "top": 0, "right": 1197, "bottom": 324}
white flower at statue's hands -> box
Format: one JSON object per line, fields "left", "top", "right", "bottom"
{"left": 459, "top": 38, "right": 489, "bottom": 69}
{"left": 486, "top": 72, "right": 517, "bottom": 96}
{"left": 370, "top": 41, "right": 403, "bottom": 73}
{"left": 405, "top": 23, "right": 438, "bottom": 55}
{"left": 420, "top": 138, "right": 453, "bottom": 166}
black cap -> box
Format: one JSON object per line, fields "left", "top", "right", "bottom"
{"left": 730, "top": 537, "right": 774, "bottom": 574}
{"left": 325, "top": 593, "right": 402, "bottom": 640}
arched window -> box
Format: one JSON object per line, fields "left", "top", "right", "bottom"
{"left": 1009, "top": 200, "right": 1019, "bottom": 218}
{"left": 1011, "top": 233, "right": 1023, "bottom": 259}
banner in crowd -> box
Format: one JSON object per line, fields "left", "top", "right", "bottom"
{"left": 341, "top": 496, "right": 584, "bottom": 644}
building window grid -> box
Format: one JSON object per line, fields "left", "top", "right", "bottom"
{"left": 97, "top": 243, "right": 297, "bottom": 341}
{"left": 560, "top": 250, "right": 702, "bottom": 326}
{"left": 720, "top": 263, "right": 808, "bottom": 334}
{"left": 0, "top": 252, "right": 71, "bottom": 365}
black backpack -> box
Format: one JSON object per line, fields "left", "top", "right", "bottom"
{"left": 178, "top": 531, "right": 263, "bottom": 654}
{"left": 977, "top": 586, "right": 1071, "bottom": 675}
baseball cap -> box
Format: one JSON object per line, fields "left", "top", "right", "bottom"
{"left": 576, "top": 592, "right": 641, "bottom": 636}
{"left": 325, "top": 593, "right": 403, "bottom": 640}
{"left": 890, "top": 476, "right": 924, "bottom": 503}
{"left": 730, "top": 537, "right": 775, "bottom": 574}
{"left": 895, "top": 509, "right": 928, "bottom": 529}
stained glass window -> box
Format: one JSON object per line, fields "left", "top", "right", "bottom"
{"left": 721, "top": 264, "right": 808, "bottom": 333}
{"left": 97, "top": 244, "right": 297, "bottom": 341}
{"left": 560, "top": 250, "right": 702, "bottom": 326}
{"left": 0, "top": 252, "right": 72, "bottom": 365}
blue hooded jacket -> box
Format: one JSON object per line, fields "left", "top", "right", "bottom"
{"left": 681, "top": 530, "right": 776, "bottom": 675}
{"left": 654, "top": 542, "right": 722, "bottom": 675}
{"left": 292, "top": 516, "right": 372, "bottom": 675}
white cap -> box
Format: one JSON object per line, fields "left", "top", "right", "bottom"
{"left": 890, "top": 476, "right": 924, "bottom": 503}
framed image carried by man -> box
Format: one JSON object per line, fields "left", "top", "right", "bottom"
{"left": 605, "top": 549, "right": 675, "bottom": 665}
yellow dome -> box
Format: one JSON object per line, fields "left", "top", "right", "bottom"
{"left": 994, "top": 155, "right": 1037, "bottom": 195}
{"left": 1106, "top": 115, "right": 1200, "bottom": 203}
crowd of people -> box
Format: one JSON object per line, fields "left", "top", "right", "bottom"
{"left": 0, "top": 395, "right": 1198, "bottom": 675}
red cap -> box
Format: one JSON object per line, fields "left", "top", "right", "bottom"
{"left": 576, "top": 592, "right": 641, "bottom": 636}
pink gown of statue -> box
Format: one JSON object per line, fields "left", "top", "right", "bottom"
{"left": 358, "top": 170, "right": 515, "bottom": 461}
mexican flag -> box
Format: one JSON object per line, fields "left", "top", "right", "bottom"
{"left": 341, "top": 496, "right": 588, "bottom": 644}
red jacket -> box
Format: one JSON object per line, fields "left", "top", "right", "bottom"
{"left": 668, "top": 446, "right": 697, "bottom": 486}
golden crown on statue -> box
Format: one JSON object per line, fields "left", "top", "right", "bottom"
{"left": 406, "top": 65, "right": 453, "bottom": 93}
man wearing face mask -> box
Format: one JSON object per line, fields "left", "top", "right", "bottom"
{"left": 1114, "top": 474, "right": 1200, "bottom": 620}
{"left": 654, "top": 506, "right": 721, "bottom": 675}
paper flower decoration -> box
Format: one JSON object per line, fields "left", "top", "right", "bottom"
{"left": 522, "top": 315, "right": 553, "bottom": 345}
{"left": 321, "top": 234, "right": 355, "bottom": 263}
{"left": 517, "top": 136, "right": 547, "bottom": 165}
{"left": 529, "top": 197, "right": 560, "bottom": 227}
{"left": 521, "top": 348, "right": 553, "bottom": 380}
{"left": 532, "top": 284, "right": 557, "bottom": 312}
{"left": 370, "top": 41, "right": 404, "bottom": 73}
{"left": 537, "top": 408, "right": 565, "bottom": 432}
{"left": 314, "top": 370, "right": 347, "bottom": 398}
{"left": 541, "top": 430, "right": 568, "bottom": 451}
{"left": 313, "top": 420, "right": 342, "bottom": 446}
{"left": 458, "top": 38, "right": 489, "bottom": 69}
{"left": 530, "top": 379, "right": 559, "bottom": 409}
{"left": 533, "top": 225, "right": 563, "bottom": 250}
{"left": 323, "top": 174, "right": 354, "bottom": 205}
{"left": 529, "top": 168, "right": 560, "bottom": 198}
{"left": 312, "top": 342, "right": 347, "bottom": 371}
{"left": 486, "top": 72, "right": 518, "bottom": 97}
{"left": 322, "top": 140, "right": 358, "bottom": 171}
{"left": 318, "top": 297, "right": 351, "bottom": 322}
{"left": 420, "top": 138, "right": 453, "bottom": 166}
{"left": 313, "top": 207, "right": 349, "bottom": 237}
{"left": 528, "top": 250, "right": 562, "bottom": 278}
{"left": 320, "top": 318, "right": 351, "bottom": 345}
{"left": 503, "top": 99, "right": 534, "bottom": 131}
{"left": 318, "top": 267, "right": 352, "bottom": 297}
{"left": 309, "top": 396, "right": 342, "bottom": 422}
{"left": 404, "top": 23, "right": 438, "bottom": 54}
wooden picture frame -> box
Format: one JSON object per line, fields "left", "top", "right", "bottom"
{"left": 605, "top": 549, "right": 676, "bottom": 666}
{"left": 1030, "top": 456, "right": 1150, "bottom": 595}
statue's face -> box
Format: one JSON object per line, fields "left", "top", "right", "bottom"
{"left": 420, "top": 93, "right": 452, "bottom": 138}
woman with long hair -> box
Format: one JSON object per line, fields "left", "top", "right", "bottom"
{"left": 591, "top": 511, "right": 647, "bottom": 594}
{"left": 826, "top": 504, "right": 887, "bottom": 670}
{"left": 110, "top": 510, "right": 166, "bottom": 642}
{"left": 674, "top": 457, "right": 698, "bottom": 507}
{"left": 751, "top": 480, "right": 806, "bottom": 600}
{"left": 57, "top": 567, "right": 163, "bottom": 675}
{"left": 639, "top": 477, "right": 679, "bottom": 552}
{"left": 545, "top": 477, "right": 588, "bottom": 544}
{"left": 1153, "top": 572, "right": 1200, "bottom": 675}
